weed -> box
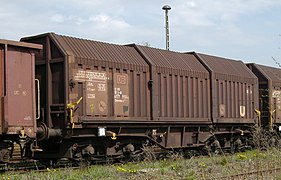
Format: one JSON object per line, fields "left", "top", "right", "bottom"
{"left": 198, "top": 161, "right": 207, "bottom": 168}
{"left": 236, "top": 153, "right": 247, "bottom": 160}
{"left": 220, "top": 157, "right": 228, "bottom": 166}
{"left": 185, "top": 170, "right": 196, "bottom": 180}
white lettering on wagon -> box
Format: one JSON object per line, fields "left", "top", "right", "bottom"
{"left": 74, "top": 70, "right": 107, "bottom": 82}
{"left": 272, "top": 90, "right": 281, "bottom": 98}
{"left": 24, "top": 116, "right": 31, "bottom": 121}
{"left": 73, "top": 69, "right": 108, "bottom": 115}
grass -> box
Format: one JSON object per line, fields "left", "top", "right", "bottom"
{"left": 2, "top": 149, "right": 281, "bottom": 180}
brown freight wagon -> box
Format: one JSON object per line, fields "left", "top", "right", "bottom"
{"left": 247, "top": 63, "right": 281, "bottom": 129}
{"left": 0, "top": 39, "right": 42, "bottom": 138}
{"left": 190, "top": 53, "right": 259, "bottom": 131}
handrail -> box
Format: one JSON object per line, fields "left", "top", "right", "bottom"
{"left": 35, "top": 79, "right": 40, "bottom": 120}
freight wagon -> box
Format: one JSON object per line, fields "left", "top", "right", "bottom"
{"left": 0, "top": 39, "right": 42, "bottom": 162}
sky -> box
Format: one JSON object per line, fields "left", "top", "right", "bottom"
{"left": 0, "top": 0, "right": 281, "bottom": 67}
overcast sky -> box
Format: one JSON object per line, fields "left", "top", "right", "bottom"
{"left": 1, "top": 0, "right": 281, "bottom": 66}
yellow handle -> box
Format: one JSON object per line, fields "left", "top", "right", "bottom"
{"left": 111, "top": 133, "right": 117, "bottom": 140}
{"left": 67, "top": 97, "right": 83, "bottom": 129}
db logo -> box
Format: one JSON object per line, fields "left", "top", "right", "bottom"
{"left": 117, "top": 75, "right": 127, "bottom": 85}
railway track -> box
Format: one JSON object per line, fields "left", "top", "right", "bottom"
{"left": 0, "top": 159, "right": 45, "bottom": 172}
{"left": 0, "top": 148, "right": 146, "bottom": 173}
{"left": 204, "top": 167, "right": 281, "bottom": 180}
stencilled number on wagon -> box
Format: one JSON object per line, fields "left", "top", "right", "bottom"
{"left": 98, "top": 84, "right": 106, "bottom": 91}
{"left": 14, "top": 90, "right": 20, "bottom": 95}
{"left": 117, "top": 75, "right": 127, "bottom": 85}
{"left": 87, "top": 94, "right": 95, "bottom": 99}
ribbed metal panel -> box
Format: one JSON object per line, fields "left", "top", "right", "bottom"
{"left": 52, "top": 33, "right": 148, "bottom": 72}
{"left": 134, "top": 45, "right": 211, "bottom": 123}
{"left": 197, "top": 53, "right": 257, "bottom": 84}
{"left": 253, "top": 64, "right": 281, "bottom": 87}
{"left": 136, "top": 45, "right": 209, "bottom": 78}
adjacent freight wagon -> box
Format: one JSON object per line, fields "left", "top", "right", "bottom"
{"left": 247, "top": 63, "right": 281, "bottom": 130}
{"left": 0, "top": 39, "right": 42, "bottom": 162}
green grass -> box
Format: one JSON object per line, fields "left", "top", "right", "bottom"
{"left": 3, "top": 149, "right": 281, "bottom": 180}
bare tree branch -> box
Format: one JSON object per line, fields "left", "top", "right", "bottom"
{"left": 272, "top": 57, "right": 281, "bottom": 68}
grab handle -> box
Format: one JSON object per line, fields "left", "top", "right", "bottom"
{"left": 35, "top": 79, "right": 40, "bottom": 120}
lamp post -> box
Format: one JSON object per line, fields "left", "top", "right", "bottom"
{"left": 162, "top": 5, "right": 171, "bottom": 50}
